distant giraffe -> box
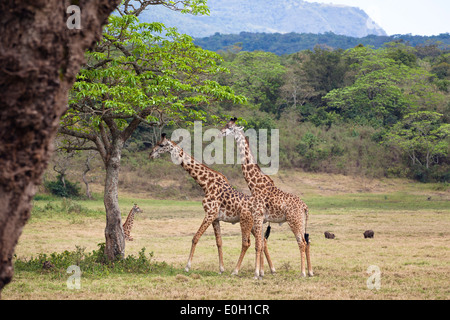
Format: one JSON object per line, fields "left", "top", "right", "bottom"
{"left": 220, "top": 118, "right": 313, "bottom": 277}
{"left": 149, "top": 133, "right": 274, "bottom": 278}
{"left": 123, "top": 204, "right": 142, "bottom": 241}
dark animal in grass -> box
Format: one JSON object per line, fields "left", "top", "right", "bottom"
{"left": 324, "top": 231, "right": 335, "bottom": 239}
{"left": 42, "top": 261, "right": 55, "bottom": 270}
{"left": 364, "top": 230, "right": 374, "bottom": 238}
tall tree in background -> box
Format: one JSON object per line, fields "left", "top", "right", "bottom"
{"left": 218, "top": 51, "right": 285, "bottom": 115}
{"left": 0, "top": 0, "right": 121, "bottom": 297}
{"left": 59, "top": 0, "right": 244, "bottom": 261}
{"left": 383, "top": 111, "right": 450, "bottom": 180}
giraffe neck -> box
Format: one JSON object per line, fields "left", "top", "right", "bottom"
{"left": 235, "top": 130, "right": 274, "bottom": 194}
{"left": 169, "top": 143, "right": 226, "bottom": 192}
{"left": 124, "top": 209, "right": 136, "bottom": 227}
{"left": 123, "top": 208, "right": 136, "bottom": 238}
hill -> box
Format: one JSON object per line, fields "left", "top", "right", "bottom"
{"left": 193, "top": 32, "right": 450, "bottom": 55}
{"left": 142, "top": 0, "right": 386, "bottom": 38}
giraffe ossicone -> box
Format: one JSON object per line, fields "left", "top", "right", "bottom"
{"left": 149, "top": 133, "right": 275, "bottom": 278}
{"left": 220, "top": 117, "right": 313, "bottom": 277}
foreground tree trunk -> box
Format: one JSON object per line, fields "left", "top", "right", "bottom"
{"left": 0, "top": 0, "right": 120, "bottom": 297}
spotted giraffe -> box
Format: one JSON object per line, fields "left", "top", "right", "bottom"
{"left": 220, "top": 118, "right": 313, "bottom": 277}
{"left": 149, "top": 133, "right": 274, "bottom": 278}
{"left": 123, "top": 204, "right": 142, "bottom": 241}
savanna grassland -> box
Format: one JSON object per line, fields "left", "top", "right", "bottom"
{"left": 3, "top": 171, "right": 449, "bottom": 300}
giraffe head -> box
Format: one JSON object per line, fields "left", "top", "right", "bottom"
{"left": 132, "top": 204, "right": 143, "bottom": 214}
{"left": 220, "top": 117, "right": 244, "bottom": 138}
{"left": 149, "top": 133, "right": 174, "bottom": 159}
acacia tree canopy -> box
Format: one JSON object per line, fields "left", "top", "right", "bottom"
{"left": 383, "top": 111, "right": 450, "bottom": 170}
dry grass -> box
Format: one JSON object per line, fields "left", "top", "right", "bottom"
{"left": 3, "top": 172, "right": 450, "bottom": 300}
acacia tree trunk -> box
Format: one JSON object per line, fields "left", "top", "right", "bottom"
{"left": 103, "top": 139, "right": 125, "bottom": 261}
{"left": 0, "top": 0, "right": 120, "bottom": 297}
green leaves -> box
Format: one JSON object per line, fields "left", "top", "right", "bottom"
{"left": 323, "top": 45, "right": 444, "bottom": 127}
{"left": 219, "top": 51, "right": 285, "bottom": 114}
{"left": 65, "top": 8, "right": 244, "bottom": 136}
{"left": 383, "top": 111, "right": 450, "bottom": 170}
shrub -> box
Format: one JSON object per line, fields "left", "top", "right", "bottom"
{"left": 44, "top": 175, "right": 81, "bottom": 198}
{"left": 14, "top": 243, "right": 176, "bottom": 277}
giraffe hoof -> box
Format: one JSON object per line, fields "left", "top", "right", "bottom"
{"left": 308, "top": 271, "right": 314, "bottom": 277}
{"left": 231, "top": 270, "right": 239, "bottom": 276}
{"left": 270, "top": 268, "right": 276, "bottom": 274}
{"left": 185, "top": 267, "right": 190, "bottom": 273}
{"left": 301, "top": 272, "right": 307, "bottom": 277}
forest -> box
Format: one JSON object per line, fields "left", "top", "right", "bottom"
{"left": 117, "top": 40, "right": 450, "bottom": 186}
{"left": 194, "top": 32, "right": 450, "bottom": 55}
{"left": 36, "top": 10, "right": 449, "bottom": 212}
{"left": 46, "top": 32, "right": 450, "bottom": 205}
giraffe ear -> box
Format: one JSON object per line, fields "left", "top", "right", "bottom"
{"left": 232, "top": 117, "right": 238, "bottom": 122}
{"left": 161, "top": 133, "right": 167, "bottom": 139}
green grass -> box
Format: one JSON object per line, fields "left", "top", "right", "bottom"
{"left": 4, "top": 174, "right": 450, "bottom": 300}
{"left": 305, "top": 192, "right": 449, "bottom": 213}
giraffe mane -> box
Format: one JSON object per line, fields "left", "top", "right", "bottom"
{"left": 242, "top": 133, "right": 274, "bottom": 185}
{"left": 168, "top": 140, "right": 230, "bottom": 183}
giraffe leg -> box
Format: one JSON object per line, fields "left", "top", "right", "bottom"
{"left": 232, "top": 211, "right": 252, "bottom": 276}
{"left": 288, "top": 219, "right": 307, "bottom": 277}
{"left": 251, "top": 227, "right": 275, "bottom": 277}
{"left": 304, "top": 211, "right": 313, "bottom": 277}
{"left": 263, "top": 237, "right": 276, "bottom": 274}
{"left": 258, "top": 228, "right": 264, "bottom": 277}
{"left": 253, "top": 217, "right": 264, "bottom": 280}
{"left": 212, "top": 220, "right": 225, "bottom": 274}
{"left": 185, "top": 215, "right": 215, "bottom": 273}
{"left": 306, "top": 238, "right": 313, "bottom": 277}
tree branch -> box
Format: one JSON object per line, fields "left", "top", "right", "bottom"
{"left": 58, "top": 127, "right": 97, "bottom": 142}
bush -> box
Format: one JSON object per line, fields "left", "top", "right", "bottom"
{"left": 14, "top": 243, "right": 176, "bottom": 277}
{"left": 44, "top": 175, "right": 80, "bottom": 198}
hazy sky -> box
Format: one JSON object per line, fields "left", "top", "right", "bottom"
{"left": 305, "top": 0, "right": 450, "bottom": 36}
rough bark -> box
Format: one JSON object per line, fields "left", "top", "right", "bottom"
{"left": 103, "top": 138, "right": 125, "bottom": 261}
{"left": 0, "top": 0, "right": 120, "bottom": 297}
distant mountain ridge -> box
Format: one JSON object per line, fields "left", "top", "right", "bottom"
{"left": 193, "top": 32, "right": 450, "bottom": 55}
{"left": 141, "top": 0, "right": 387, "bottom": 38}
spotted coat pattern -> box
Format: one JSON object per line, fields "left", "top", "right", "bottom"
{"left": 149, "top": 134, "right": 273, "bottom": 277}
{"left": 123, "top": 204, "right": 142, "bottom": 241}
{"left": 221, "top": 118, "right": 313, "bottom": 277}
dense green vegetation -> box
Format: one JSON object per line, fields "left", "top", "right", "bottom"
{"left": 52, "top": 39, "right": 449, "bottom": 192}
{"left": 192, "top": 42, "right": 449, "bottom": 183}
{"left": 194, "top": 32, "right": 450, "bottom": 55}
{"left": 52, "top": 7, "right": 449, "bottom": 193}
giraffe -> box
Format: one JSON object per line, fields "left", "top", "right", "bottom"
{"left": 149, "top": 133, "right": 274, "bottom": 278}
{"left": 123, "top": 204, "right": 142, "bottom": 241}
{"left": 220, "top": 118, "right": 313, "bottom": 277}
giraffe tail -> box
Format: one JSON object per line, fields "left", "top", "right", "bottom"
{"left": 264, "top": 223, "right": 271, "bottom": 240}
{"left": 304, "top": 209, "right": 310, "bottom": 244}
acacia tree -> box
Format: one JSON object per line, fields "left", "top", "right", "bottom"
{"left": 323, "top": 45, "right": 444, "bottom": 127}
{"left": 59, "top": 1, "right": 244, "bottom": 261}
{"left": 0, "top": 0, "right": 121, "bottom": 297}
{"left": 219, "top": 51, "right": 285, "bottom": 114}
{"left": 383, "top": 111, "right": 450, "bottom": 172}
